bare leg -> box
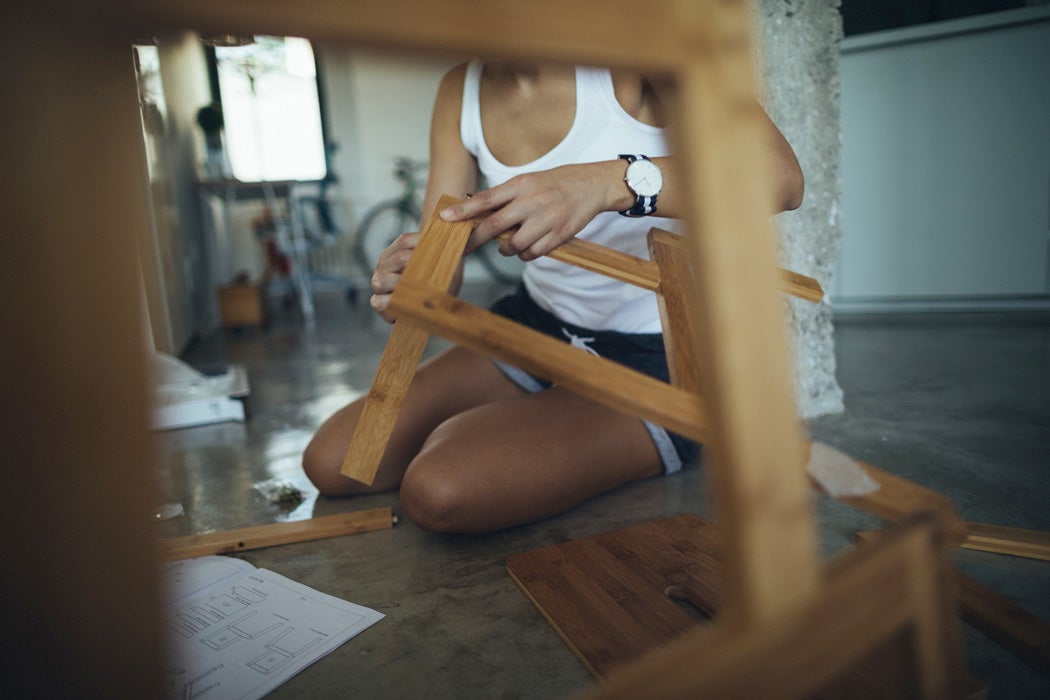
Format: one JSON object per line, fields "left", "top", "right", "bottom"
{"left": 399, "top": 386, "right": 663, "bottom": 534}
{"left": 303, "top": 345, "right": 525, "bottom": 495}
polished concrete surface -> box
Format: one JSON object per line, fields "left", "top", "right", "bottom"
{"left": 157, "top": 285, "right": 1050, "bottom": 698}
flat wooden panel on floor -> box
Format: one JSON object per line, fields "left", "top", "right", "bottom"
{"left": 575, "top": 516, "right": 965, "bottom": 700}
{"left": 506, "top": 515, "right": 722, "bottom": 678}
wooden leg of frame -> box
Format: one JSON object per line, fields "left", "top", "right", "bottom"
{"left": 340, "top": 322, "right": 431, "bottom": 484}
{"left": 858, "top": 528, "right": 1050, "bottom": 676}
{"left": 649, "top": 227, "right": 704, "bottom": 395}
{"left": 340, "top": 195, "right": 475, "bottom": 484}
{"left": 955, "top": 571, "right": 1050, "bottom": 677}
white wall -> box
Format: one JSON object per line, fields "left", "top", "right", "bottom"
{"left": 155, "top": 33, "right": 216, "bottom": 347}
{"left": 836, "top": 6, "right": 1050, "bottom": 310}
{"left": 317, "top": 45, "right": 461, "bottom": 226}
{"left": 317, "top": 45, "right": 525, "bottom": 282}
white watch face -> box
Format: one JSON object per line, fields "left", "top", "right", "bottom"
{"left": 626, "top": 159, "right": 663, "bottom": 197}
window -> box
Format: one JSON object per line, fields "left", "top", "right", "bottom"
{"left": 214, "top": 36, "right": 327, "bottom": 182}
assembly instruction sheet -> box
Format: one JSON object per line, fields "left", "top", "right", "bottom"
{"left": 161, "top": 555, "right": 383, "bottom": 699}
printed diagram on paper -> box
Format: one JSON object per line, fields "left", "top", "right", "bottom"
{"left": 161, "top": 556, "right": 383, "bottom": 699}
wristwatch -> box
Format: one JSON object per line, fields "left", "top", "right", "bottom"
{"left": 618, "top": 154, "right": 663, "bottom": 217}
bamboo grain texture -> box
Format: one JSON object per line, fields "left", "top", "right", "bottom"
{"left": 856, "top": 528, "right": 1050, "bottom": 676}
{"left": 961, "top": 522, "right": 1050, "bottom": 561}
{"left": 340, "top": 195, "right": 474, "bottom": 484}
{"left": 649, "top": 228, "right": 704, "bottom": 393}
{"left": 568, "top": 515, "right": 962, "bottom": 699}
{"left": 388, "top": 282, "right": 709, "bottom": 442}
{"left": 160, "top": 507, "right": 395, "bottom": 561}
{"left": 492, "top": 229, "right": 825, "bottom": 302}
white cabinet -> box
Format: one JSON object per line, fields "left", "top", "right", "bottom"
{"left": 835, "top": 7, "right": 1050, "bottom": 310}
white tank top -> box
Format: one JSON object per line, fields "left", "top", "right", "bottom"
{"left": 460, "top": 59, "right": 680, "bottom": 333}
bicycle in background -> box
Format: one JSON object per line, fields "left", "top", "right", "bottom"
{"left": 352, "top": 157, "right": 521, "bottom": 285}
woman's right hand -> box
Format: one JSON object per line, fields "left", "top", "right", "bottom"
{"left": 370, "top": 232, "right": 420, "bottom": 323}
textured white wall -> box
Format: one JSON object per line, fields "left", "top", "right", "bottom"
{"left": 759, "top": 0, "right": 845, "bottom": 418}
{"left": 836, "top": 8, "right": 1050, "bottom": 308}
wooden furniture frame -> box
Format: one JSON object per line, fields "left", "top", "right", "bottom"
{"left": 339, "top": 203, "right": 823, "bottom": 486}
{"left": 10, "top": 1, "right": 971, "bottom": 697}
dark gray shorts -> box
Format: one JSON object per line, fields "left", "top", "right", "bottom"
{"left": 489, "top": 284, "right": 700, "bottom": 474}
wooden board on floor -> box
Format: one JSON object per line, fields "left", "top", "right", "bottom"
{"left": 511, "top": 515, "right": 973, "bottom": 698}
{"left": 506, "top": 514, "right": 722, "bottom": 679}
{"left": 578, "top": 515, "right": 969, "bottom": 700}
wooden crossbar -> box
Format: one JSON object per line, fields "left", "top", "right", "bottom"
{"left": 387, "top": 281, "right": 709, "bottom": 442}
{"left": 493, "top": 229, "right": 825, "bottom": 302}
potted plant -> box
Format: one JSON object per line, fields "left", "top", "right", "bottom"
{"left": 196, "top": 103, "right": 230, "bottom": 178}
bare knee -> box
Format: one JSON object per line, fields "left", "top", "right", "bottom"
{"left": 399, "top": 453, "right": 476, "bottom": 534}
{"left": 302, "top": 435, "right": 354, "bottom": 496}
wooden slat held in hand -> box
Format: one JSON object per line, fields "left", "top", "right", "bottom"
{"left": 497, "top": 228, "right": 826, "bottom": 303}
{"left": 339, "top": 194, "right": 475, "bottom": 484}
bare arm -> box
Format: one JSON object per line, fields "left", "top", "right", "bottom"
{"left": 440, "top": 79, "right": 803, "bottom": 261}
{"left": 370, "top": 63, "right": 479, "bottom": 323}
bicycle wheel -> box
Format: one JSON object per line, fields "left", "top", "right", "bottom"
{"left": 352, "top": 200, "right": 420, "bottom": 279}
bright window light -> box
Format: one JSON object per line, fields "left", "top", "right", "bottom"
{"left": 216, "top": 36, "right": 326, "bottom": 182}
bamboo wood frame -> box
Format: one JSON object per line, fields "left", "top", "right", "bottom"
{"left": 19, "top": 0, "right": 973, "bottom": 696}
{"left": 857, "top": 527, "right": 1050, "bottom": 676}
{"left": 342, "top": 198, "right": 969, "bottom": 545}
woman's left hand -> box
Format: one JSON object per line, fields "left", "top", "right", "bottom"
{"left": 439, "top": 161, "right": 625, "bottom": 261}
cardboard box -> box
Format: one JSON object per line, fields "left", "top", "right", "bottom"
{"left": 217, "top": 283, "right": 263, "bottom": 327}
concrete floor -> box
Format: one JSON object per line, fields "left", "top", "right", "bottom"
{"left": 157, "top": 284, "right": 1050, "bottom": 699}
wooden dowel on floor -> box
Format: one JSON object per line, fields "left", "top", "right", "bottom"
{"left": 160, "top": 507, "right": 396, "bottom": 561}
{"left": 960, "top": 522, "right": 1050, "bottom": 562}
{"left": 860, "top": 521, "right": 1050, "bottom": 561}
